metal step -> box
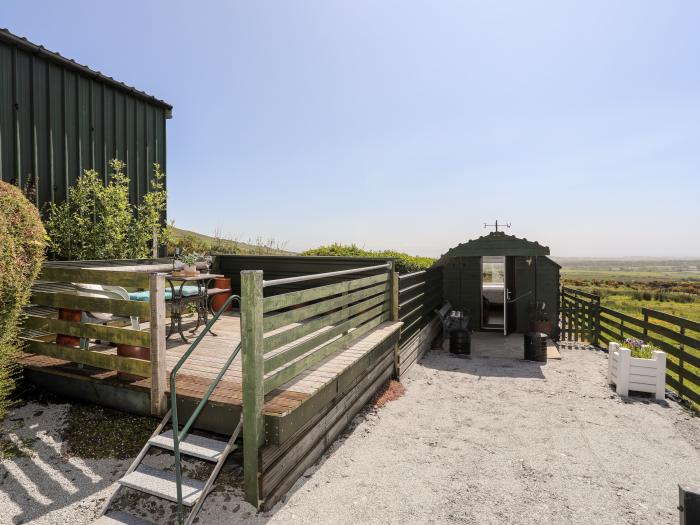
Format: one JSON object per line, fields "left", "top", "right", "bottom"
{"left": 118, "top": 465, "right": 205, "bottom": 506}
{"left": 94, "top": 511, "right": 156, "bottom": 525}
{"left": 148, "top": 429, "right": 230, "bottom": 462}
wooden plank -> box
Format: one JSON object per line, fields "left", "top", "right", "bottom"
{"left": 645, "top": 320, "right": 700, "bottom": 349}
{"left": 149, "top": 273, "right": 167, "bottom": 416}
{"left": 31, "top": 291, "right": 150, "bottom": 319}
{"left": 241, "top": 270, "right": 264, "bottom": 509}
{"left": 22, "top": 339, "right": 150, "bottom": 376}
{"left": 262, "top": 273, "right": 389, "bottom": 313}
{"left": 263, "top": 282, "right": 388, "bottom": 332}
{"left": 263, "top": 312, "right": 389, "bottom": 394}
{"left": 40, "top": 267, "right": 151, "bottom": 288}
{"left": 24, "top": 315, "right": 150, "bottom": 347}
{"left": 642, "top": 308, "right": 700, "bottom": 333}
{"left": 263, "top": 292, "right": 390, "bottom": 353}
{"left": 264, "top": 302, "right": 388, "bottom": 373}
{"left": 261, "top": 356, "right": 394, "bottom": 508}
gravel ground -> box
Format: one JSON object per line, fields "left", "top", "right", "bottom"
{"left": 1, "top": 342, "right": 698, "bottom": 524}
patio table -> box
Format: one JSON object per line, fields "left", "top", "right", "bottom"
{"left": 164, "top": 273, "right": 225, "bottom": 343}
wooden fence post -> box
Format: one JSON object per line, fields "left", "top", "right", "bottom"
{"left": 390, "top": 263, "right": 400, "bottom": 378}
{"left": 149, "top": 273, "right": 167, "bottom": 416}
{"left": 241, "top": 270, "right": 264, "bottom": 509}
{"left": 679, "top": 325, "right": 686, "bottom": 400}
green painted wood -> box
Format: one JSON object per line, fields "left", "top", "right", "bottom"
{"left": 31, "top": 291, "right": 150, "bottom": 319}
{"left": 240, "top": 270, "right": 264, "bottom": 509}
{"left": 262, "top": 282, "right": 388, "bottom": 332}
{"left": 262, "top": 273, "right": 389, "bottom": 313}
{"left": 40, "top": 267, "right": 151, "bottom": 288}
{"left": 440, "top": 231, "right": 550, "bottom": 257}
{"left": 263, "top": 312, "right": 389, "bottom": 394}
{"left": 263, "top": 292, "right": 390, "bottom": 353}
{"left": 264, "top": 301, "right": 390, "bottom": 374}
{"left": 24, "top": 315, "right": 150, "bottom": 347}
{"left": 22, "top": 339, "right": 150, "bottom": 376}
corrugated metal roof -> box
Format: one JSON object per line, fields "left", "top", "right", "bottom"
{"left": 0, "top": 27, "right": 172, "bottom": 113}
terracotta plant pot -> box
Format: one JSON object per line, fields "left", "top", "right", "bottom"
{"left": 530, "top": 320, "right": 553, "bottom": 336}
{"left": 210, "top": 277, "right": 233, "bottom": 312}
{"left": 116, "top": 344, "right": 150, "bottom": 381}
{"left": 56, "top": 308, "right": 82, "bottom": 347}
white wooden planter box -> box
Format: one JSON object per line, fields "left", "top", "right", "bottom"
{"left": 607, "top": 342, "right": 666, "bottom": 400}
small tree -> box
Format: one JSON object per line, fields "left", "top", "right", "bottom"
{"left": 45, "top": 160, "right": 170, "bottom": 260}
{"left": 0, "top": 182, "right": 46, "bottom": 419}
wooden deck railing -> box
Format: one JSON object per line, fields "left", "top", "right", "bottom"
{"left": 239, "top": 262, "right": 396, "bottom": 507}
{"left": 560, "top": 287, "right": 700, "bottom": 409}
{"left": 22, "top": 264, "right": 168, "bottom": 415}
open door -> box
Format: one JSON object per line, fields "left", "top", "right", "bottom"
{"left": 504, "top": 256, "right": 516, "bottom": 335}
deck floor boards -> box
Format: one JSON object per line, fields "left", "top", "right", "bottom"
{"left": 18, "top": 312, "right": 401, "bottom": 418}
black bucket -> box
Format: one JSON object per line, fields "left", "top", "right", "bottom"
{"left": 450, "top": 329, "right": 471, "bottom": 355}
{"left": 524, "top": 332, "right": 547, "bottom": 362}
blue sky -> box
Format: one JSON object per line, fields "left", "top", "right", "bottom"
{"left": 4, "top": 1, "right": 700, "bottom": 257}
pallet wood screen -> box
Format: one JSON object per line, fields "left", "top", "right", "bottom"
{"left": 561, "top": 287, "right": 700, "bottom": 408}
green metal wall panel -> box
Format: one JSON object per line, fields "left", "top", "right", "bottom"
{"left": 0, "top": 30, "right": 171, "bottom": 214}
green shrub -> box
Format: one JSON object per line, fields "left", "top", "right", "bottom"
{"left": 301, "top": 243, "right": 435, "bottom": 273}
{"left": 0, "top": 182, "right": 46, "bottom": 419}
{"left": 45, "top": 160, "right": 170, "bottom": 260}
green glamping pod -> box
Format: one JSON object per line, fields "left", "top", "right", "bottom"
{"left": 435, "top": 231, "right": 560, "bottom": 338}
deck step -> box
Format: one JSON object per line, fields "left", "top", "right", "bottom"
{"left": 118, "top": 465, "right": 205, "bottom": 506}
{"left": 94, "top": 511, "right": 156, "bottom": 525}
{"left": 148, "top": 430, "right": 229, "bottom": 462}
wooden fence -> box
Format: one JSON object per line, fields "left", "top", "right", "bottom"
{"left": 22, "top": 264, "right": 167, "bottom": 415}
{"left": 560, "top": 287, "right": 700, "bottom": 408}
{"left": 396, "top": 267, "right": 443, "bottom": 376}
{"left": 239, "top": 263, "right": 396, "bottom": 506}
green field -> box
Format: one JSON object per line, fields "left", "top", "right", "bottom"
{"left": 557, "top": 258, "right": 700, "bottom": 323}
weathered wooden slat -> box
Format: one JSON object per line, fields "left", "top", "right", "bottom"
{"left": 24, "top": 315, "right": 150, "bottom": 347}
{"left": 263, "top": 292, "right": 390, "bottom": 353}
{"left": 262, "top": 273, "right": 389, "bottom": 313}
{"left": 263, "top": 312, "right": 389, "bottom": 394}
{"left": 40, "top": 267, "right": 151, "bottom": 288}
{"left": 599, "top": 306, "right": 646, "bottom": 328}
{"left": 262, "top": 282, "right": 388, "bottom": 332}
{"left": 149, "top": 273, "right": 167, "bottom": 416}
{"left": 31, "top": 291, "right": 150, "bottom": 319}
{"left": 22, "top": 339, "right": 150, "bottom": 376}
{"left": 264, "top": 301, "right": 389, "bottom": 373}
{"left": 241, "top": 270, "right": 265, "bottom": 508}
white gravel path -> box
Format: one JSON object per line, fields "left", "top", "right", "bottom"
{"left": 1, "top": 344, "right": 698, "bottom": 524}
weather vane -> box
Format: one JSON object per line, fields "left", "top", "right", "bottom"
{"left": 484, "top": 220, "right": 511, "bottom": 233}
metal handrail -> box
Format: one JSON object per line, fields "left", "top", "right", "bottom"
{"left": 262, "top": 262, "right": 391, "bottom": 288}
{"left": 398, "top": 269, "right": 426, "bottom": 280}
{"left": 169, "top": 293, "right": 241, "bottom": 524}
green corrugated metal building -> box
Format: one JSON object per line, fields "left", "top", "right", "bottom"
{"left": 0, "top": 28, "right": 172, "bottom": 212}
{"left": 435, "top": 231, "right": 560, "bottom": 336}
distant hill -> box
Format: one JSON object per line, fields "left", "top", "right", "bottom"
{"left": 170, "top": 227, "right": 294, "bottom": 255}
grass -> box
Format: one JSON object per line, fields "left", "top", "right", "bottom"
{"left": 170, "top": 226, "right": 293, "bottom": 256}
{"left": 302, "top": 243, "right": 435, "bottom": 273}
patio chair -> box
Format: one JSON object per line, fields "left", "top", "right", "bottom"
{"left": 72, "top": 283, "right": 140, "bottom": 349}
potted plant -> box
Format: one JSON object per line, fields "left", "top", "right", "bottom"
{"left": 607, "top": 339, "right": 666, "bottom": 400}
{"left": 528, "top": 301, "right": 552, "bottom": 335}
{"left": 180, "top": 252, "right": 200, "bottom": 276}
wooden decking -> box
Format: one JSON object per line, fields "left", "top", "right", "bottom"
{"left": 18, "top": 312, "right": 402, "bottom": 420}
